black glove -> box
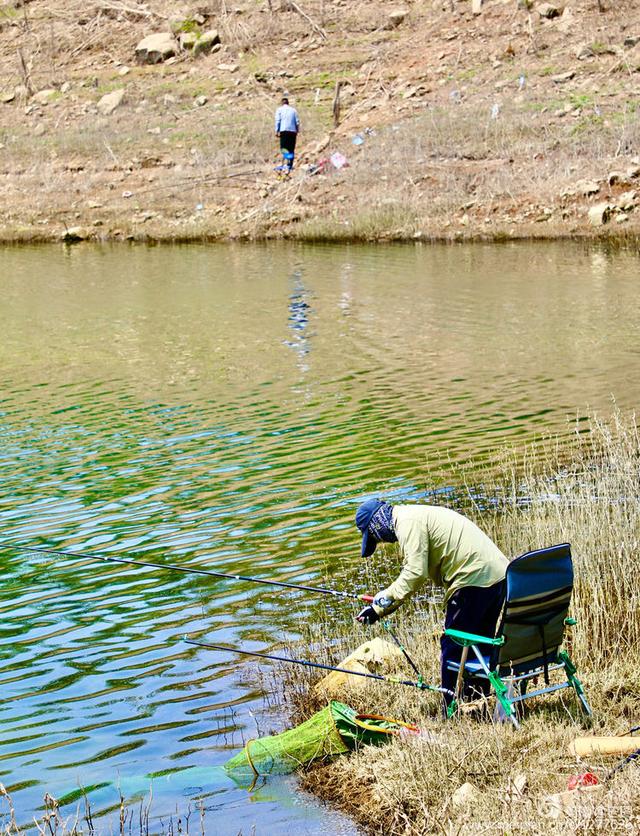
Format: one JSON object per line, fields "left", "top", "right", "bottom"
{"left": 356, "top": 605, "right": 380, "bottom": 625}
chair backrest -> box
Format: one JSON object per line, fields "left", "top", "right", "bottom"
{"left": 496, "top": 543, "right": 573, "bottom": 675}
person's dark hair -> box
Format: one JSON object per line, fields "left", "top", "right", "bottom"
{"left": 281, "top": 96, "right": 289, "bottom": 104}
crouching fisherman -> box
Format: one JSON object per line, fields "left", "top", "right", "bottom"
{"left": 355, "top": 499, "right": 508, "bottom": 707}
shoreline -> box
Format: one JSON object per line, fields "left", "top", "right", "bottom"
{"left": 2, "top": 225, "right": 640, "bottom": 246}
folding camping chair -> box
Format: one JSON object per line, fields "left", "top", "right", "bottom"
{"left": 444, "top": 543, "right": 592, "bottom": 728}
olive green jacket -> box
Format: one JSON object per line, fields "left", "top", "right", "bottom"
{"left": 373, "top": 505, "right": 508, "bottom": 615}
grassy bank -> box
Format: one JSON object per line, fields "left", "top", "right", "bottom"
{"left": 278, "top": 412, "right": 640, "bottom": 834}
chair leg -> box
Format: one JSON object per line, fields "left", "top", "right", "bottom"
{"left": 488, "top": 671, "right": 519, "bottom": 728}
{"left": 559, "top": 650, "right": 592, "bottom": 717}
{"left": 454, "top": 645, "right": 469, "bottom": 702}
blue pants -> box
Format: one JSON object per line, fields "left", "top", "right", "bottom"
{"left": 440, "top": 580, "right": 506, "bottom": 705}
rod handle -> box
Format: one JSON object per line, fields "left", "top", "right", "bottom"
{"left": 360, "top": 594, "right": 374, "bottom": 603}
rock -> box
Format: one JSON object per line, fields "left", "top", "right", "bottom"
{"left": 575, "top": 44, "right": 594, "bottom": 60}
{"left": 627, "top": 165, "right": 640, "bottom": 179}
{"left": 135, "top": 32, "right": 177, "bottom": 64}
{"left": 556, "top": 8, "right": 576, "bottom": 34}
{"left": 118, "top": 65, "right": 130, "bottom": 76}
{"left": 194, "top": 94, "right": 208, "bottom": 107}
{"left": 61, "top": 226, "right": 87, "bottom": 243}
{"left": 60, "top": 81, "right": 71, "bottom": 93}
{"left": 615, "top": 190, "right": 637, "bottom": 211}
{"left": 624, "top": 36, "right": 640, "bottom": 48}
{"left": 452, "top": 782, "right": 481, "bottom": 809}
{"left": 1, "top": 91, "right": 15, "bottom": 104}
{"left": 388, "top": 9, "right": 407, "bottom": 26}
{"left": 32, "top": 89, "right": 57, "bottom": 105}
{"left": 471, "top": 0, "right": 483, "bottom": 14}
{"left": 607, "top": 171, "right": 624, "bottom": 185}
{"left": 217, "top": 62, "right": 239, "bottom": 72}
{"left": 193, "top": 29, "right": 221, "bottom": 55}
{"left": 180, "top": 31, "right": 198, "bottom": 49}
{"left": 575, "top": 179, "right": 600, "bottom": 196}
{"left": 33, "top": 123, "right": 46, "bottom": 137}
{"left": 97, "top": 88, "right": 125, "bottom": 115}
{"left": 501, "top": 773, "right": 528, "bottom": 803}
{"left": 313, "top": 638, "right": 404, "bottom": 699}
{"left": 537, "top": 2, "right": 561, "bottom": 18}
{"left": 551, "top": 71, "right": 575, "bottom": 84}
{"left": 588, "top": 203, "right": 611, "bottom": 226}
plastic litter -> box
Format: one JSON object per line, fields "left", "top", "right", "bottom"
{"left": 330, "top": 152, "right": 348, "bottom": 169}
{"left": 567, "top": 772, "right": 599, "bottom": 790}
{"left": 352, "top": 134, "right": 364, "bottom": 146}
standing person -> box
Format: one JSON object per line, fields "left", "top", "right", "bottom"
{"left": 274, "top": 96, "right": 300, "bottom": 173}
{"left": 354, "top": 499, "right": 508, "bottom": 705}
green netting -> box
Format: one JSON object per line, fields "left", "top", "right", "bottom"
{"left": 224, "top": 703, "right": 348, "bottom": 778}
{"left": 224, "top": 701, "right": 416, "bottom": 779}
{"left": 331, "top": 701, "right": 413, "bottom": 747}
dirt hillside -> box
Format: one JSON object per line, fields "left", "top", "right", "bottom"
{"left": 1, "top": 0, "right": 640, "bottom": 242}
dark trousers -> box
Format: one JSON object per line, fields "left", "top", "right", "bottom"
{"left": 440, "top": 579, "right": 506, "bottom": 705}
{"left": 279, "top": 131, "right": 297, "bottom": 154}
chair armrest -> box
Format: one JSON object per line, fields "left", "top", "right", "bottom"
{"left": 443, "top": 628, "right": 504, "bottom": 647}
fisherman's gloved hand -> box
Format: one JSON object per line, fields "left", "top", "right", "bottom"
{"left": 356, "top": 605, "right": 380, "bottom": 625}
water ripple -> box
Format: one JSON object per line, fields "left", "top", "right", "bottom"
{"left": 1, "top": 241, "right": 639, "bottom": 831}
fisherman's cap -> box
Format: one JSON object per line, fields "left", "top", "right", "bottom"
{"left": 355, "top": 498, "right": 384, "bottom": 558}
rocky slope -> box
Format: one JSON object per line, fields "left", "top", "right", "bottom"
{"left": 1, "top": 0, "right": 640, "bottom": 242}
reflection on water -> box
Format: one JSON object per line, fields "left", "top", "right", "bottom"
{"left": 1, "top": 241, "right": 639, "bottom": 832}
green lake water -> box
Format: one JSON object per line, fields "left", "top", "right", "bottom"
{"left": 0, "top": 241, "right": 639, "bottom": 833}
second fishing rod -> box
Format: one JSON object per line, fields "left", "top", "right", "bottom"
{"left": 23, "top": 544, "right": 426, "bottom": 679}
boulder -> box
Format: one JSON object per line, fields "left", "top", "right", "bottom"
{"left": 135, "top": 32, "right": 177, "bottom": 64}
{"left": 588, "top": 203, "right": 611, "bottom": 226}
{"left": 194, "top": 94, "right": 208, "bottom": 107}
{"left": 32, "top": 89, "right": 57, "bottom": 105}
{"left": 312, "top": 638, "right": 404, "bottom": 699}
{"left": 388, "top": 9, "right": 407, "bottom": 26}
{"left": 61, "top": 226, "right": 87, "bottom": 243}
{"left": 471, "top": 0, "right": 482, "bottom": 14}
{"left": 1, "top": 91, "right": 15, "bottom": 104}
{"left": 97, "top": 88, "right": 125, "bottom": 115}
{"left": 179, "top": 31, "right": 198, "bottom": 49}
{"left": 574, "top": 179, "right": 600, "bottom": 196}
{"left": 615, "top": 190, "right": 637, "bottom": 211}
{"left": 218, "top": 62, "right": 239, "bottom": 72}
{"left": 193, "top": 29, "right": 221, "bottom": 55}
{"left": 537, "top": 2, "right": 562, "bottom": 18}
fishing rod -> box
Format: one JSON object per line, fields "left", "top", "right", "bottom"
{"left": 21, "top": 546, "right": 375, "bottom": 603}
{"left": 381, "top": 620, "right": 423, "bottom": 681}
{"left": 184, "top": 638, "right": 452, "bottom": 697}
